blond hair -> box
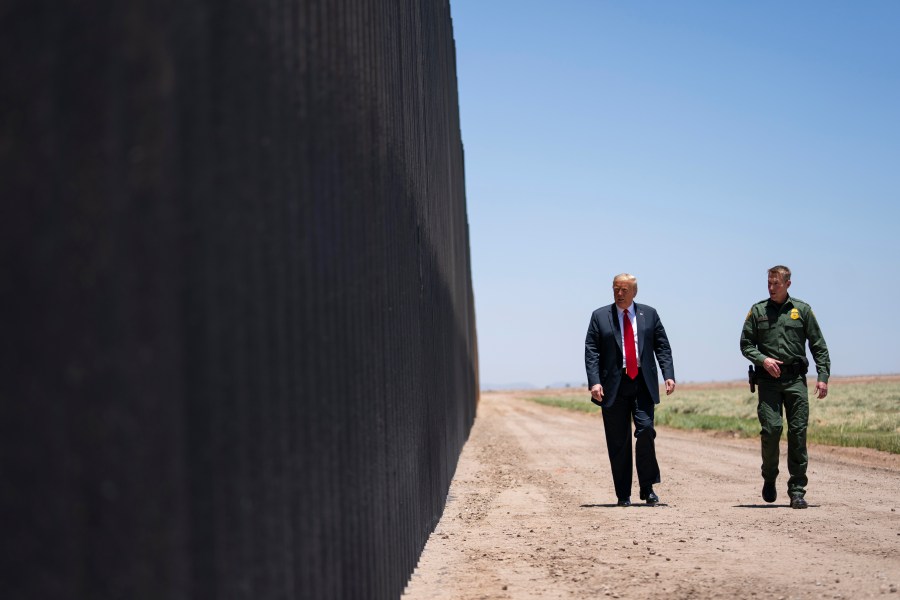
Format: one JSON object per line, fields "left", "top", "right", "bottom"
{"left": 612, "top": 273, "right": 638, "bottom": 290}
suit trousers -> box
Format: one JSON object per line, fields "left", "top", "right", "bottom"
{"left": 601, "top": 372, "right": 660, "bottom": 500}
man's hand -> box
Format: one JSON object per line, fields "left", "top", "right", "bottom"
{"left": 814, "top": 381, "right": 828, "bottom": 399}
{"left": 665, "top": 379, "right": 676, "bottom": 395}
{"left": 590, "top": 384, "right": 604, "bottom": 402}
{"left": 763, "top": 357, "right": 783, "bottom": 378}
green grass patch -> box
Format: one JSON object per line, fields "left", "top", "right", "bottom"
{"left": 808, "top": 426, "right": 900, "bottom": 454}
{"left": 654, "top": 411, "right": 759, "bottom": 437}
{"left": 530, "top": 395, "right": 596, "bottom": 413}
{"left": 521, "top": 378, "right": 900, "bottom": 454}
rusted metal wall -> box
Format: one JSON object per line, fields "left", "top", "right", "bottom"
{"left": 0, "top": 1, "right": 476, "bottom": 598}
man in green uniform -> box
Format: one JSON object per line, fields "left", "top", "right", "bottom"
{"left": 740, "top": 265, "right": 830, "bottom": 509}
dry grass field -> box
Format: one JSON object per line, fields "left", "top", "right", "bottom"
{"left": 521, "top": 375, "right": 900, "bottom": 454}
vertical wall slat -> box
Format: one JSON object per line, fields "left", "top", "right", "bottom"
{"left": 0, "top": 1, "right": 476, "bottom": 598}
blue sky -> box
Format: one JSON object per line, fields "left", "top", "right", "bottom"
{"left": 450, "top": 1, "right": 900, "bottom": 387}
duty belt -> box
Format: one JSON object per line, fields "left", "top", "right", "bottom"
{"left": 758, "top": 362, "right": 808, "bottom": 378}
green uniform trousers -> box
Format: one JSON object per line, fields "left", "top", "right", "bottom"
{"left": 757, "top": 375, "right": 809, "bottom": 497}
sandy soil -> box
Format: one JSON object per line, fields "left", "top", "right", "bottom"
{"left": 403, "top": 390, "right": 900, "bottom": 599}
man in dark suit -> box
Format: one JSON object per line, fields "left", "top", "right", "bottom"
{"left": 584, "top": 273, "right": 675, "bottom": 506}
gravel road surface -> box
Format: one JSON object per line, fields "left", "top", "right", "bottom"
{"left": 404, "top": 390, "right": 900, "bottom": 599}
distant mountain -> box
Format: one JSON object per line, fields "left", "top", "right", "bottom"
{"left": 547, "top": 381, "right": 586, "bottom": 389}
{"left": 480, "top": 381, "right": 586, "bottom": 391}
{"left": 480, "top": 382, "right": 536, "bottom": 391}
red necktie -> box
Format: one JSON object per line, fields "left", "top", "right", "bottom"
{"left": 623, "top": 309, "right": 638, "bottom": 379}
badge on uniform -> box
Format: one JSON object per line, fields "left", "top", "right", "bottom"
{"left": 790, "top": 308, "right": 800, "bottom": 320}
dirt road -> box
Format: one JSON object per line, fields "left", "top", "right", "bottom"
{"left": 403, "top": 391, "right": 900, "bottom": 599}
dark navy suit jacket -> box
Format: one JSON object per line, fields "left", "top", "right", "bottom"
{"left": 584, "top": 302, "right": 675, "bottom": 408}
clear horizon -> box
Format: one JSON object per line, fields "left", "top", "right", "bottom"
{"left": 480, "top": 372, "right": 900, "bottom": 392}
{"left": 452, "top": 0, "right": 900, "bottom": 388}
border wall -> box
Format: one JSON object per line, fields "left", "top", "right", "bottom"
{"left": 0, "top": 1, "right": 477, "bottom": 598}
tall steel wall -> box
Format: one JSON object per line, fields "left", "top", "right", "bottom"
{"left": 0, "top": 1, "right": 477, "bottom": 598}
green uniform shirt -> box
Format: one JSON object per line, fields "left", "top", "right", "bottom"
{"left": 740, "top": 295, "right": 831, "bottom": 383}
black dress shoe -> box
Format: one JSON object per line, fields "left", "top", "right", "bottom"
{"left": 790, "top": 494, "right": 808, "bottom": 509}
{"left": 640, "top": 487, "right": 659, "bottom": 505}
{"left": 617, "top": 497, "right": 631, "bottom": 507}
{"left": 762, "top": 480, "right": 777, "bottom": 503}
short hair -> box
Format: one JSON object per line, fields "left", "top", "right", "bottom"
{"left": 612, "top": 273, "right": 637, "bottom": 288}
{"left": 768, "top": 265, "right": 791, "bottom": 283}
